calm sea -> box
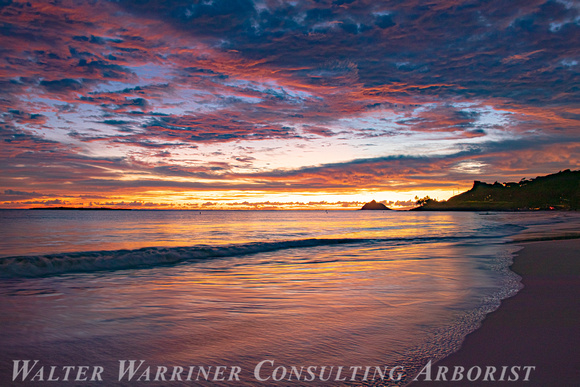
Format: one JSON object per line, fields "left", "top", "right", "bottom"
{"left": 0, "top": 210, "right": 576, "bottom": 386}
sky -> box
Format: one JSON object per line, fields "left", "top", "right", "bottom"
{"left": 1, "top": 0, "right": 579, "bottom": 209}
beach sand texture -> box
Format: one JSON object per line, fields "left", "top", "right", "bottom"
{"left": 409, "top": 238, "right": 579, "bottom": 386}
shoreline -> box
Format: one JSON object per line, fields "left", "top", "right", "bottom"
{"left": 408, "top": 238, "right": 580, "bottom": 386}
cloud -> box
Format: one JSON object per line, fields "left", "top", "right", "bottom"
{"left": 0, "top": 0, "right": 578, "bottom": 206}
{"left": 0, "top": 190, "right": 55, "bottom": 200}
{"left": 25, "top": 199, "right": 67, "bottom": 206}
{"left": 39, "top": 79, "right": 84, "bottom": 93}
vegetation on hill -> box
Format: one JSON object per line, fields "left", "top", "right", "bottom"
{"left": 413, "top": 169, "right": 579, "bottom": 211}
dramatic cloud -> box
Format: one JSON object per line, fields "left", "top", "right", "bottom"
{"left": 1, "top": 0, "right": 578, "bottom": 208}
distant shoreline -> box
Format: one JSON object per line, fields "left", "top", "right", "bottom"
{"left": 411, "top": 207, "right": 578, "bottom": 212}
{"left": 25, "top": 207, "right": 577, "bottom": 212}
{"left": 29, "top": 207, "right": 132, "bottom": 211}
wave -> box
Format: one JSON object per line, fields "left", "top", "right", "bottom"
{"left": 0, "top": 238, "right": 367, "bottom": 278}
{"left": 0, "top": 235, "right": 502, "bottom": 279}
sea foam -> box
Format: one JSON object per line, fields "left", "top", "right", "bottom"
{"left": 0, "top": 235, "right": 495, "bottom": 278}
{"left": 0, "top": 238, "right": 368, "bottom": 278}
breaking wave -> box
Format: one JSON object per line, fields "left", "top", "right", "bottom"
{"left": 0, "top": 238, "right": 368, "bottom": 278}
{"left": 0, "top": 235, "right": 501, "bottom": 279}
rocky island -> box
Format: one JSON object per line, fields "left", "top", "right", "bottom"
{"left": 360, "top": 200, "right": 391, "bottom": 210}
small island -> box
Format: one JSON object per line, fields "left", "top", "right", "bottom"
{"left": 412, "top": 169, "right": 579, "bottom": 211}
{"left": 360, "top": 200, "right": 391, "bottom": 210}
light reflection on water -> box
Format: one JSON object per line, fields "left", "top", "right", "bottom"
{"left": 1, "top": 211, "right": 574, "bottom": 385}
{"left": 0, "top": 210, "right": 479, "bottom": 257}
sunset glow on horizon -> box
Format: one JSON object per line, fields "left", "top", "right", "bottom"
{"left": 1, "top": 0, "right": 578, "bottom": 209}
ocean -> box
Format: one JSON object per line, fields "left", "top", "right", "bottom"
{"left": 0, "top": 209, "right": 577, "bottom": 386}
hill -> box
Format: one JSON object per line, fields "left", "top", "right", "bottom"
{"left": 412, "top": 169, "right": 579, "bottom": 211}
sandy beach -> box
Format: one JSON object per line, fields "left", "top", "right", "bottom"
{"left": 409, "top": 238, "right": 580, "bottom": 386}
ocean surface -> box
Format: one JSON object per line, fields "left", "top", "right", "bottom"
{"left": 1, "top": 209, "right": 578, "bottom": 386}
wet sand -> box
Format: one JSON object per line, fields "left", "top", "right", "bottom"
{"left": 409, "top": 238, "right": 580, "bottom": 386}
